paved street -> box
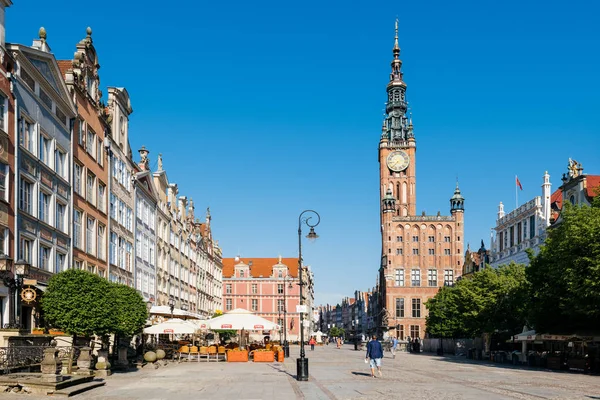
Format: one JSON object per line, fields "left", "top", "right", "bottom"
{"left": 5, "top": 345, "right": 600, "bottom": 399}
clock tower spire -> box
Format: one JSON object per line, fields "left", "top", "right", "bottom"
{"left": 380, "top": 19, "right": 416, "bottom": 217}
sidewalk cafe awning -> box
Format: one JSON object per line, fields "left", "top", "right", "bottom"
{"left": 144, "top": 318, "right": 198, "bottom": 334}
{"left": 513, "top": 331, "right": 600, "bottom": 342}
{"left": 206, "top": 308, "right": 280, "bottom": 331}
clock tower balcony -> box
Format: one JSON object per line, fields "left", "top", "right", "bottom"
{"left": 385, "top": 100, "right": 407, "bottom": 113}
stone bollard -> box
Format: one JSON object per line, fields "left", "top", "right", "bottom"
{"left": 94, "top": 349, "right": 112, "bottom": 377}
{"left": 75, "top": 347, "right": 94, "bottom": 376}
{"left": 116, "top": 346, "right": 129, "bottom": 370}
{"left": 40, "top": 347, "right": 63, "bottom": 383}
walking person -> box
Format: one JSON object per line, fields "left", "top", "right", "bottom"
{"left": 391, "top": 336, "right": 398, "bottom": 359}
{"left": 365, "top": 335, "right": 383, "bottom": 378}
{"left": 309, "top": 336, "right": 316, "bottom": 351}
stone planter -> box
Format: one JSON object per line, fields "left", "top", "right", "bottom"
{"left": 40, "top": 347, "right": 63, "bottom": 383}
{"left": 277, "top": 350, "right": 284, "bottom": 362}
{"left": 253, "top": 351, "right": 274, "bottom": 363}
{"left": 95, "top": 349, "right": 112, "bottom": 377}
{"left": 227, "top": 350, "right": 248, "bottom": 362}
{"left": 75, "top": 347, "right": 94, "bottom": 376}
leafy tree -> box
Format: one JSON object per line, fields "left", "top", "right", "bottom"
{"left": 426, "top": 263, "right": 529, "bottom": 338}
{"left": 527, "top": 201, "right": 600, "bottom": 333}
{"left": 110, "top": 283, "right": 148, "bottom": 338}
{"left": 41, "top": 269, "right": 116, "bottom": 337}
{"left": 329, "top": 326, "right": 345, "bottom": 337}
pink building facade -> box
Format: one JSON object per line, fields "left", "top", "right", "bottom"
{"left": 222, "top": 256, "right": 301, "bottom": 341}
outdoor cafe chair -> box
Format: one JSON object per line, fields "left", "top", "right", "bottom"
{"left": 217, "top": 346, "right": 227, "bottom": 361}
{"left": 188, "top": 346, "right": 200, "bottom": 362}
{"left": 199, "top": 346, "right": 209, "bottom": 361}
{"left": 178, "top": 345, "right": 190, "bottom": 362}
{"left": 207, "top": 345, "right": 218, "bottom": 362}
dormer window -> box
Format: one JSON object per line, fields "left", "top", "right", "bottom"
{"left": 239, "top": 270, "right": 245, "bottom": 278}
{"left": 278, "top": 270, "right": 283, "bottom": 278}
{"left": 569, "top": 195, "right": 575, "bottom": 205}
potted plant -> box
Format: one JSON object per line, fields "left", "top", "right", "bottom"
{"left": 32, "top": 327, "right": 45, "bottom": 335}
{"left": 252, "top": 349, "right": 275, "bottom": 363}
{"left": 227, "top": 348, "right": 248, "bottom": 362}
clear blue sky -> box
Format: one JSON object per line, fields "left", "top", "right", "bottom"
{"left": 8, "top": 1, "right": 600, "bottom": 307}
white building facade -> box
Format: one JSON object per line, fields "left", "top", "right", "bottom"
{"left": 490, "top": 172, "right": 553, "bottom": 267}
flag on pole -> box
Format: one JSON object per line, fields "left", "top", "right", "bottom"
{"left": 516, "top": 176, "right": 523, "bottom": 191}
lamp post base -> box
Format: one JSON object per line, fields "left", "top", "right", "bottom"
{"left": 296, "top": 357, "right": 309, "bottom": 381}
{"left": 283, "top": 341, "right": 290, "bottom": 358}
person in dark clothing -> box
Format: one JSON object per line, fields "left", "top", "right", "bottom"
{"left": 365, "top": 335, "right": 384, "bottom": 378}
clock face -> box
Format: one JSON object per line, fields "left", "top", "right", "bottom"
{"left": 386, "top": 151, "right": 410, "bottom": 172}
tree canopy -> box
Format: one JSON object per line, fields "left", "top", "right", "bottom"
{"left": 41, "top": 269, "right": 116, "bottom": 337}
{"left": 426, "top": 263, "right": 529, "bottom": 338}
{"left": 527, "top": 201, "right": 600, "bottom": 333}
{"left": 110, "top": 283, "right": 148, "bottom": 337}
{"left": 41, "top": 269, "right": 148, "bottom": 338}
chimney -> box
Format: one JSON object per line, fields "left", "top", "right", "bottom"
{"left": 178, "top": 196, "right": 187, "bottom": 220}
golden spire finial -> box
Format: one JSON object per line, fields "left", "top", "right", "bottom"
{"left": 394, "top": 18, "right": 400, "bottom": 52}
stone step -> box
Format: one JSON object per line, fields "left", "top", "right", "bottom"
{"left": 52, "top": 380, "right": 106, "bottom": 397}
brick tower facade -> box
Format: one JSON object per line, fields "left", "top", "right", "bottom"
{"left": 378, "top": 21, "right": 465, "bottom": 340}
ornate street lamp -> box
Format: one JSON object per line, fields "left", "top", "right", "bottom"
{"left": 296, "top": 209, "right": 320, "bottom": 382}
{"left": 168, "top": 296, "right": 175, "bottom": 319}
{"left": 283, "top": 275, "right": 293, "bottom": 358}
{"left": 13, "top": 259, "right": 30, "bottom": 329}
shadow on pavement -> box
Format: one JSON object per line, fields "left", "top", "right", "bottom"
{"left": 350, "top": 372, "right": 371, "bottom": 377}
{"left": 267, "top": 364, "right": 296, "bottom": 379}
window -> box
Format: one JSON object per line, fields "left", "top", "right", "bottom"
{"left": 412, "top": 298, "right": 421, "bottom": 318}
{"left": 226, "top": 299, "right": 232, "bottom": 311}
{"left": 428, "top": 248, "right": 435, "bottom": 255}
{"left": 251, "top": 299, "right": 258, "bottom": 311}
{"left": 135, "top": 233, "right": 141, "bottom": 258}
{"left": 56, "top": 252, "right": 66, "bottom": 273}
{"left": 395, "top": 298, "right": 404, "bottom": 318}
{"left": 19, "top": 236, "right": 32, "bottom": 263}
{"left": 530, "top": 215, "right": 536, "bottom": 238}
{"left": 78, "top": 119, "right": 85, "bottom": 146}
{"left": 239, "top": 270, "right": 245, "bottom": 278}
{"left": 0, "top": 93, "right": 6, "bottom": 131}
{"left": 444, "top": 236, "right": 451, "bottom": 242}
{"left": 19, "top": 178, "right": 32, "bottom": 214}
{"left": 97, "top": 138, "right": 103, "bottom": 166}
{"left": 277, "top": 299, "right": 284, "bottom": 312}
{"left": 517, "top": 222, "right": 522, "bottom": 245}
{"left": 74, "top": 260, "right": 83, "bottom": 270}
{"left": 397, "top": 325, "right": 404, "bottom": 340}
{"left": 444, "top": 269, "right": 454, "bottom": 287}
{"left": 39, "top": 88, "right": 52, "bottom": 109}
{"left": 110, "top": 232, "right": 117, "bottom": 265}
{"left": 510, "top": 226, "right": 515, "bottom": 247}
{"left": 0, "top": 228, "right": 6, "bottom": 254}
{"left": 86, "top": 128, "right": 95, "bottom": 156}
{"left": 396, "top": 248, "right": 402, "bottom": 255}
{"left": 428, "top": 236, "right": 435, "bottom": 242}
{"left": 226, "top": 284, "right": 231, "bottom": 294}
{"left": 0, "top": 162, "right": 8, "bottom": 201}
{"left": 20, "top": 68, "right": 36, "bottom": 91}
{"left": 428, "top": 269, "right": 437, "bottom": 287}
{"left": 86, "top": 217, "right": 95, "bottom": 255}
{"left": 55, "top": 149, "right": 66, "bottom": 178}
{"left": 410, "top": 325, "right": 420, "bottom": 339}
{"left": 396, "top": 236, "right": 403, "bottom": 242}
{"left": 74, "top": 164, "right": 82, "bottom": 195}
{"left": 394, "top": 269, "right": 404, "bottom": 287}
{"left": 74, "top": 210, "right": 82, "bottom": 249}
{"left": 20, "top": 119, "right": 35, "bottom": 153}
{"left": 39, "top": 245, "right": 51, "bottom": 271}
{"left": 412, "top": 236, "right": 419, "bottom": 242}
{"left": 39, "top": 134, "right": 50, "bottom": 164}
{"left": 98, "top": 183, "right": 106, "bottom": 212}
{"left": 412, "top": 248, "right": 419, "bottom": 255}
{"left": 86, "top": 173, "right": 96, "bottom": 204}
{"left": 55, "top": 107, "right": 66, "bottom": 126}
{"left": 143, "top": 235, "right": 149, "bottom": 261}
{"left": 411, "top": 269, "right": 420, "bottom": 287}
{"left": 39, "top": 191, "right": 50, "bottom": 224}
{"left": 277, "top": 284, "right": 284, "bottom": 294}
{"left": 444, "top": 249, "right": 451, "bottom": 255}
{"left": 126, "top": 208, "right": 132, "bottom": 231}
{"left": 97, "top": 225, "right": 105, "bottom": 260}
{"left": 252, "top": 283, "right": 257, "bottom": 294}
{"left": 110, "top": 194, "right": 116, "bottom": 220}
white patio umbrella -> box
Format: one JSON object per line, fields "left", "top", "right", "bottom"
{"left": 207, "top": 308, "right": 280, "bottom": 331}
{"left": 143, "top": 318, "right": 198, "bottom": 334}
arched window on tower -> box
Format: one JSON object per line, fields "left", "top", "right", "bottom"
{"left": 402, "top": 182, "right": 407, "bottom": 204}
{"left": 396, "top": 183, "right": 400, "bottom": 201}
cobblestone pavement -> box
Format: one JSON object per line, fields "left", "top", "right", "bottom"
{"left": 4, "top": 345, "right": 600, "bottom": 399}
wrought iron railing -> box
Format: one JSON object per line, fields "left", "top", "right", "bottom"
{"left": 0, "top": 346, "right": 80, "bottom": 374}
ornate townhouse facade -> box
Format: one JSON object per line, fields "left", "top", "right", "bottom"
{"left": 60, "top": 28, "right": 110, "bottom": 278}
{"left": 106, "top": 87, "right": 135, "bottom": 286}
{"left": 0, "top": 0, "right": 16, "bottom": 328}
{"left": 378, "top": 22, "right": 465, "bottom": 340}
{"left": 222, "top": 257, "right": 301, "bottom": 341}
{"left": 9, "top": 29, "right": 76, "bottom": 330}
